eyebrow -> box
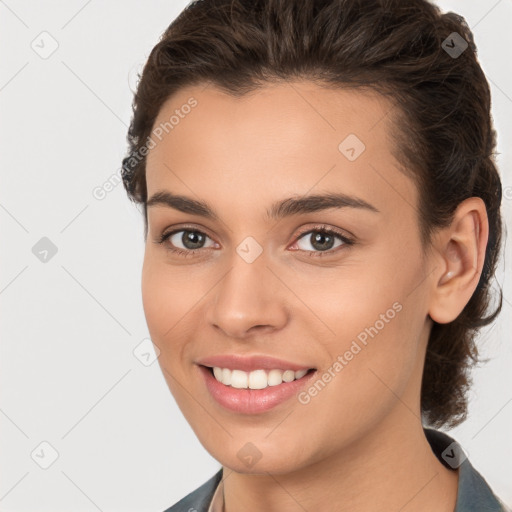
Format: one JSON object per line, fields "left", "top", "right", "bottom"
{"left": 146, "top": 190, "right": 380, "bottom": 221}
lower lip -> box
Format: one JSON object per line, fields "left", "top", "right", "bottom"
{"left": 198, "top": 365, "right": 317, "bottom": 414}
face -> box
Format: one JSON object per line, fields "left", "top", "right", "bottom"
{"left": 142, "top": 81, "right": 435, "bottom": 474}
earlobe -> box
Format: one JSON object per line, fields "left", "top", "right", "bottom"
{"left": 428, "top": 198, "right": 489, "bottom": 324}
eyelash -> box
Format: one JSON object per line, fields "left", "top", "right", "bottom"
{"left": 155, "top": 223, "right": 355, "bottom": 259}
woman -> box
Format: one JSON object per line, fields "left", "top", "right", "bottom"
{"left": 121, "top": 0, "right": 510, "bottom": 510}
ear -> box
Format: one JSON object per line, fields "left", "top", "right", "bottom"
{"left": 428, "top": 197, "right": 489, "bottom": 324}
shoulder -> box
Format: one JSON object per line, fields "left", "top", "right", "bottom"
{"left": 424, "top": 427, "right": 511, "bottom": 512}
{"left": 162, "top": 468, "right": 223, "bottom": 512}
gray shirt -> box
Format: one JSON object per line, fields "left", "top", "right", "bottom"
{"left": 163, "top": 427, "right": 511, "bottom": 512}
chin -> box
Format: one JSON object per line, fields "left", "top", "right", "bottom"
{"left": 207, "top": 441, "right": 309, "bottom": 476}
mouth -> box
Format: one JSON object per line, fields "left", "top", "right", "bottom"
{"left": 198, "top": 364, "right": 318, "bottom": 414}
{"left": 196, "top": 353, "right": 315, "bottom": 373}
{"left": 201, "top": 365, "right": 317, "bottom": 390}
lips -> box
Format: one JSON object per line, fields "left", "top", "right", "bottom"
{"left": 198, "top": 364, "right": 318, "bottom": 414}
{"left": 196, "top": 354, "right": 316, "bottom": 372}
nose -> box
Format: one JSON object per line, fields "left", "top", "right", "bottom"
{"left": 206, "top": 250, "right": 289, "bottom": 339}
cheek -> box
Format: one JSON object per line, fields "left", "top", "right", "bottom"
{"left": 141, "top": 260, "right": 167, "bottom": 338}
{"left": 315, "top": 288, "right": 414, "bottom": 395}
{"left": 141, "top": 257, "right": 188, "bottom": 355}
{"left": 290, "top": 303, "right": 420, "bottom": 455}
{"left": 141, "top": 258, "right": 200, "bottom": 413}
{"left": 141, "top": 254, "right": 217, "bottom": 382}
{"left": 142, "top": 255, "right": 193, "bottom": 333}
{"left": 298, "top": 248, "right": 424, "bottom": 413}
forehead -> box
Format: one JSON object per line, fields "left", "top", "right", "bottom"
{"left": 145, "top": 81, "right": 417, "bottom": 222}
{"left": 148, "top": 80, "right": 395, "bottom": 158}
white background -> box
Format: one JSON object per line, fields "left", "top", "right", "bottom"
{"left": 1, "top": 1, "right": 511, "bottom": 510}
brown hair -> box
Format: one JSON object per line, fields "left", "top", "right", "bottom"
{"left": 121, "top": 0, "right": 503, "bottom": 429}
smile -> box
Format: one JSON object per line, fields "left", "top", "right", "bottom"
{"left": 211, "top": 367, "right": 312, "bottom": 389}
{"left": 199, "top": 365, "right": 317, "bottom": 414}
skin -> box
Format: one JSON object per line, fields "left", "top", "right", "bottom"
{"left": 141, "top": 81, "right": 488, "bottom": 512}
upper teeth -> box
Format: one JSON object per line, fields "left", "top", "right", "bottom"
{"left": 212, "top": 367, "right": 309, "bottom": 389}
